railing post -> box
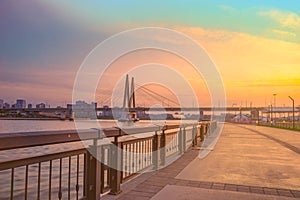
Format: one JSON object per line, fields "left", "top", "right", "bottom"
{"left": 100, "top": 144, "right": 113, "bottom": 193}
{"left": 178, "top": 128, "right": 183, "bottom": 154}
{"left": 213, "top": 121, "right": 217, "bottom": 131}
{"left": 200, "top": 124, "right": 204, "bottom": 142}
{"left": 86, "top": 138, "right": 101, "bottom": 200}
{"left": 197, "top": 124, "right": 200, "bottom": 144}
{"left": 196, "top": 125, "right": 199, "bottom": 144}
{"left": 182, "top": 127, "right": 186, "bottom": 151}
{"left": 109, "top": 136, "right": 122, "bottom": 195}
{"left": 207, "top": 123, "right": 211, "bottom": 135}
{"left": 152, "top": 131, "right": 159, "bottom": 169}
{"left": 192, "top": 126, "right": 196, "bottom": 147}
{"left": 160, "top": 129, "right": 166, "bottom": 166}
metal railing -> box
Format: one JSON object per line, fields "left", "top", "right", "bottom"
{"left": 0, "top": 121, "right": 217, "bottom": 199}
{"left": 257, "top": 121, "right": 300, "bottom": 130}
{"left": 270, "top": 121, "right": 300, "bottom": 130}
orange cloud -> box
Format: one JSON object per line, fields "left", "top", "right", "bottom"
{"left": 173, "top": 26, "right": 300, "bottom": 106}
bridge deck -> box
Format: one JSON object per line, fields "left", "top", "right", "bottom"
{"left": 103, "top": 123, "right": 300, "bottom": 199}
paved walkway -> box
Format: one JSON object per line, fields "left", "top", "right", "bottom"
{"left": 103, "top": 123, "right": 300, "bottom": 199}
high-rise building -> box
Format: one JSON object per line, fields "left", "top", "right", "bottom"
{"left": 0, "top": 99, "right": 3, "bottom": 109}
{"left": 28, "top": 104, "right": 33, "bottom": 109}
{"left": 16, "top": 99, "right": 26, "bottom": 109}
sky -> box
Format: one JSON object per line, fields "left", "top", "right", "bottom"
{"left": 0, "top": 0, "right": 300, "bottom": 107}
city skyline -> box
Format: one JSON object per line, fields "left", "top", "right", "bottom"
{"left": 1, "top": 1, "right": 299, "bottom": 107}
{"left": 1, "top": 97, "right": 299, "bottom": 110}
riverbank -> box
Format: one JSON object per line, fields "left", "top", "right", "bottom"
{"left": 0, "top": 117, "right": 64, "bottom": 121}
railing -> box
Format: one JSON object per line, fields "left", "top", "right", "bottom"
{"left": 121, "top": 135, "right": 154, "bottom": 182}
{"left": 0, "top": 121, "right": 217, "bottom": 200}
{"left": 258, "top": 121, "right": 300, "bottom": 130}
{"left": 0, "top": 148, "right": 87, "bottom": 200}
{"left": 270, "top": 121, "right": 300, "bottom": 130}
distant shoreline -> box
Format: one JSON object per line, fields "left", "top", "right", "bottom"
{"left": 0, "top": 117, "right": 198, "bottom": 121}
{"left": 0, "top": 117, "right": 64, "bottom": 121}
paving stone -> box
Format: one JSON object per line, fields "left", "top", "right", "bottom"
{"left": 291, "top": 190, "right": 300, "bottom": 198}
{"left": 118, "top": 194, "right": 150, "bottom": 200}
{"left": 212, "top": 183, "right": 225, "bottom": 190}
{"left": 277, "top": 189, "right": 294, "bottom": 197}
{"left": 125, "top": 190, "right": 155, "bottom": 198}
{"left": 150, "top": 176, "right": 169, "bottom": 181}
{"left": 187, "top": 181, "right": 201, "bottom": 187}
{"left": 199, "top": 182, "right": 213, "bottom": 189}
{"left": 133, "top": 185, "right": 164, "bottom": 193}
{"left": 174, "top": 179, "right": 190, "bottom": 186}
{"left": 249, "top": 186, "right": 264, "bottom": 194}
{"left": 237, "top": 185, "right": 250, "bottom": 193}
{"left": 156, "top": 172, "right": 174, "bottom": 177}
{"left": 158, "top": 168, "right": 170, "bottom": 173}
{"left": 167, "top": 178, "right": 179, "bottom": 185}
{"left": 224, "top": 184, "right": 237, "bottom": 191}
{"left": 144, "top": 180, "right": 167, "bottom": 187}
{"left": 263, "top": 188, "right": 278, "bottom": 195}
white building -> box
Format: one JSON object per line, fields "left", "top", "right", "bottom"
{"left": 72, "top": 101, "right": 97, "bottom": 119}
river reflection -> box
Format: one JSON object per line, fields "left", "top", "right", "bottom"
{"left": 0, "top": 119, "right": 191, "bottom": 199}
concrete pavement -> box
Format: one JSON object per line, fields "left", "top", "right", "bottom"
{"left": 152, "top": 185, "right": 296, "bottom": 200}
{"left": 102, "top": 123, "right": 300, "bottom": 199}
{"left": 177, "top": 124, "right": 300, "bottom": 190}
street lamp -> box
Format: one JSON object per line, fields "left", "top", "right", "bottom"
{"left": 273, "top": 94, "right": 277, "bottom": 123}
{"left": 232, "top": 103, "right": 237, "bottom": 116}
{"left": 273, "top": 94, "right": 277, "bottom": 108}
{"left": 299, "top": 105, "right": 300, "bottom": 124}
{"left": 288, "top": 96, "right": 295, "bottom": 129}
{"left": 270, "top": 104, "right": 273, "bottom": 125}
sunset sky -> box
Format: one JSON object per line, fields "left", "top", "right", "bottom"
{"left": 1, "top": 1, "right": 300, "bottom": 107}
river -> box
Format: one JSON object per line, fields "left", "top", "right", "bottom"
{"left": 0, "top": 119, "right": 190, "bottom": 134}
{"left": 0, "top": 119, "right": 195, "bottom": 199}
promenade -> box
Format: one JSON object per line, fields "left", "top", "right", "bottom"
{"left": 103, "top": 123, "right": 300, "bottom": 200}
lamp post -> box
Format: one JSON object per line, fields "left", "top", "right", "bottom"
{"left": 232, "top": 103, "right": 237, "bottom": 116}
{"left": 273, "top": 94, "right": 277, "bottom": 123}
{"left": 270, "top": 104, "right": 273, "bottom": 126}
{"left": 267, "top": 104, "right": 271, "bottom": 125}
{"left": 288, "top": 96, "right": 295, "bottom": 129}
{"left": 239, "top": 106, "right": 242, "bottom": 122}
{"left": 299, "top": 105, "right": 300, "bottom": 124}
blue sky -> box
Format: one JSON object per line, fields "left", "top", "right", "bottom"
{"left": 1, "top": 0, "right": 300, "bottom": 106}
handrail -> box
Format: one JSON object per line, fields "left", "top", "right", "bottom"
{"left": 0, "top": 121, "right": 218, "bottom": 200}
{"left": 0, "top": 148, "right": 87, "bottom": 171}
{"left": 0, "top": 122, "right": 205, "bottom": 151}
